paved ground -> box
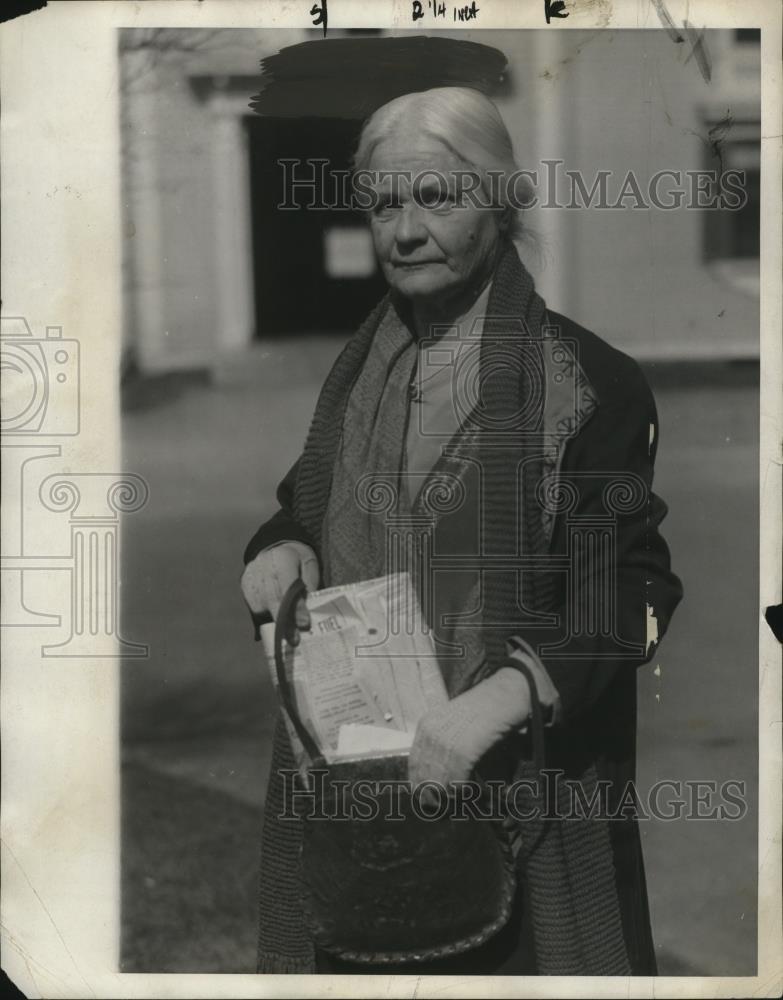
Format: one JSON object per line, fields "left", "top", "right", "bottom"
{"left": 120, "top": 339, "right": 759, "bottom": 976}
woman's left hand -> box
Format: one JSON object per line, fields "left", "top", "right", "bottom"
{"left": 408, "top": 667, "right": 532, "bottom": 791}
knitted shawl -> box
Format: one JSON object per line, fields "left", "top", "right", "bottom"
{"left": 256, "top": 241, "right": 631, "bottom": 975}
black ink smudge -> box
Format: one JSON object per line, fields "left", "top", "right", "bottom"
{"left": 1, "top": 0, "right": 46, "bottom": 24}
{"left": 764, "top": 605, "right": 783, "bottom": 644}
{"left": 249, "top": 35, "right": 508, "bottom": 120}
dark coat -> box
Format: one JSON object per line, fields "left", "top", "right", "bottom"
{"left": 245, "top": 295, "right": 683, "bottom": 974}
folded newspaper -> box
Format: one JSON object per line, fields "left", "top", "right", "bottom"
{"left": 260, "top": 572, "right": 449, "bottom": 769}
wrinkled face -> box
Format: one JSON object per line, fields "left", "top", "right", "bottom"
{"left": 366, "top": 132, "right": 503, "bottom": 308}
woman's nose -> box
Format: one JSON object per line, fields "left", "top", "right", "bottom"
{"left": 394, "top": 204, "right": 428, "bottom": 246}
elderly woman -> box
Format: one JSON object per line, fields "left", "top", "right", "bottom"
{"left": 242, "top": 83, "right": 682, "bottom": 975}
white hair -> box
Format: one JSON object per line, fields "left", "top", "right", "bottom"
{"left": 352, "top": 86, "right": 530, "bottom": 242}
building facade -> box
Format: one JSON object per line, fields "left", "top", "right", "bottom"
{"left": 120, "top": 28, "right": 760, "bottom": 374}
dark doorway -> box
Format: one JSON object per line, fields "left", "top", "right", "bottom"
{"left": 245, "top": 115, "right": 387, "bottom": 336}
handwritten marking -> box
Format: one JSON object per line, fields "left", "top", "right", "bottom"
{"left": 545, "top": 0, "right": 569, "bottom": 23}
{"left": 309, "top": 0, "right": 327, "bottom": 37}
{"left": 454, "top": 1, "right": 479, "bottom": 20}
{"left": 412, "top": 0, "right": 479, "bottom": 20}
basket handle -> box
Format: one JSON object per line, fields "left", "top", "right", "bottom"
{"left": 274, "top": 577, "right": 326, "bottom": 769}
{"left": 502, "top": 636, "right": 548, "bottom": 772}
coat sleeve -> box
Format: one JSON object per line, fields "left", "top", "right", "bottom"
{"left": 534, "top": 358, "right": 683, "bottom": 723}
{"left": 242, "top": 457, "right": 319, "bottom": 566}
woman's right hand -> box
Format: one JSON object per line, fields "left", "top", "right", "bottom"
{"left": 240, "top": 541, "right": 319, "bottom": 644}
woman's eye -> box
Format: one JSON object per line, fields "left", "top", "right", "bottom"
{"left": 427, "top": 191, "right": 457, "bottom": 211}
{"left": 373, "top": 198, "right": 401, "bottom": 217}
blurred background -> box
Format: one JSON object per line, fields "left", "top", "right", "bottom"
{"left": 118, "top": 28, "right": 760, "bottom": 975}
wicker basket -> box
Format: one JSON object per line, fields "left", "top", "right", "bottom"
{"left": 274, "top": 578, "right": 516, "bottom": 964}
